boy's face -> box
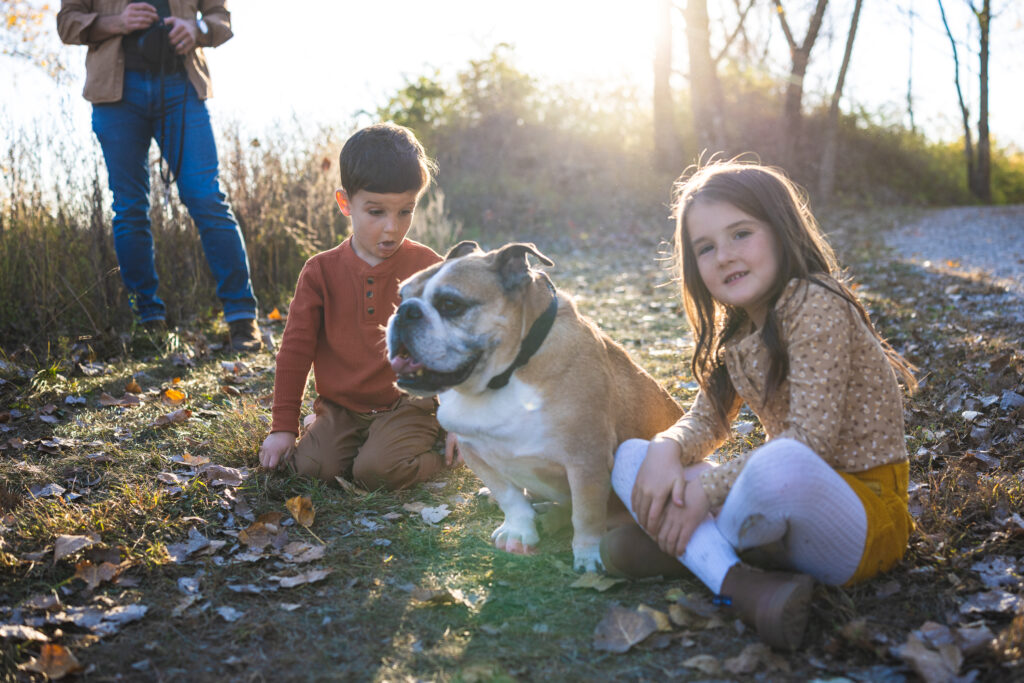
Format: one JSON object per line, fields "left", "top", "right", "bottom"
{"left": 336, "top": 188, "right": 421, "bottom": 266}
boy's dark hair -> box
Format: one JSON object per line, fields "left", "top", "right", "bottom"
{"left": 339, "top": 123, "right": 436, "bottom": 197}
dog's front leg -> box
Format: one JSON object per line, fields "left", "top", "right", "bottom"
{"left": 461, "top": 444, "right": 539, "bottom": 555}
{"left": 565, "top": 463, "right": 611, "bottom": 572}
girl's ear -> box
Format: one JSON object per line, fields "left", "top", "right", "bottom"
{"left": 335, "top": 189, "right": 351, "bottom": 217}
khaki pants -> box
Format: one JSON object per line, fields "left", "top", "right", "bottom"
{"left": 291, "top": 395, "right": 443, "bottom": 491}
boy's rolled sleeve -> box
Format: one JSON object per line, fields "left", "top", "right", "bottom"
{"left": 57, "top": 2, "right": 100, "bottom": 45}
{"left": 270, "top": 262, "right": 324, "bottom": 434}
{"left": 197, "top": 1, "right": 232, "bottom": 48}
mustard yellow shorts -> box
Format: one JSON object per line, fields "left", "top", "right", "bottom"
{"left": 839, "top": 460, "right": 914, "bottom": 586}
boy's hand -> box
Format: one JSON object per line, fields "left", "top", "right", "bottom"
{"left": 259, "top": 431, "right": 296, "bottom": 469}
{"left": 632, "top": 438, "right": 686, "bottom": 536}
{"left": 444, "top": 432, "right": 463, "bottom": 467}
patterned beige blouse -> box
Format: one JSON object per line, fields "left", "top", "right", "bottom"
{"left": 661, "top": 277, "right": 909, "bottom": 509}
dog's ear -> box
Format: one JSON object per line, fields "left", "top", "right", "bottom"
{"left": 493, "top": 243, "right": 554, "bottom": 291}
{"left": 445, "top": 241, "right": 480, "bottom": 260}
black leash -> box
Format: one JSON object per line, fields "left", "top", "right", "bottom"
{"left": 155, "top": 19, "right": 186, "bottom": 195}
{"left": 487, "top": 282, "right": 559, "bottom": 390}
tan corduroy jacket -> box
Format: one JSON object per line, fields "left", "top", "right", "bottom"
{"left": 57, "top": 1, "right": 232, "bottom": 103}
{"left": 661, "top": 277, "right": 910, "bottom": 509}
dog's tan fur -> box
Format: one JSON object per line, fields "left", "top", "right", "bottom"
{"left": 387, "top": 242, "right": 683, "bottom": 570}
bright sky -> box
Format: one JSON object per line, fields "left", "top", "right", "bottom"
{"left": 3, "top": 0, "right": 1023, "bottom": 151}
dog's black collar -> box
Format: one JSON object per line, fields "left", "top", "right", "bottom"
{"left": 487, "top": 284, "right": 559, "bottom": 390}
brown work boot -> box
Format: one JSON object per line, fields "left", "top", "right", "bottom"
{"left": 228, "top": 318, "right": 263, "bottom": 353}
{"left": 717, "top": 563, "right": 814, "bottom": 651}
{"left": 599, "top": 523, "right": 690, "bottom": 579}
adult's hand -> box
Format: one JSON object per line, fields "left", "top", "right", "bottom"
{"left": 631, "top": 437, "right": 686, "bottom": 535}
{"left": 164, "top": 16, "right": 199, "bottom": 54}
{"left": 259, "top": 431, "right": 297, "bottom": 469}
{"left": 119, "top": 3, "right": 159, "bottom": 33}
{"left": 444, "top": 432, "right": 463, "bottom": 467}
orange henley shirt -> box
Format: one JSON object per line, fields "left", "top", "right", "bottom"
{"left": 270, "top": 237, "right": 441, "bottom": 434}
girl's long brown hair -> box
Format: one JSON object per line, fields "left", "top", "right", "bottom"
{"left": 672, "top": 160, "right": 916, "bottom": 437}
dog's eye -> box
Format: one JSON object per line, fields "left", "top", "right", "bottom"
{"left": 436, "top": 296, "right": 466, "bottom": 318}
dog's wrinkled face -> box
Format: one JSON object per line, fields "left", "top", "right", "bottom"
{"left": 386, "top": 241, "right": 553, "bottom": 395}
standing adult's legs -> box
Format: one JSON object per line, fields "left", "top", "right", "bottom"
{"left": 91, "top": 70, "right": 165, "bottom": 323}
{"left": 159, "top": 74, "right": 258, "bottom": 323}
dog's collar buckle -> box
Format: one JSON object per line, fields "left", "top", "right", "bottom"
{"left": 487, "top": 286, "right": 559, "bottom": 390}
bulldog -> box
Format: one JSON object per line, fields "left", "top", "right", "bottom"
{"left": 386, "top": 241, "right": 683, "bottom": 571}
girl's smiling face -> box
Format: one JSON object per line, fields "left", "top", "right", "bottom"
{"left": 686, "top": 199, "right": 781, "bottom": 328}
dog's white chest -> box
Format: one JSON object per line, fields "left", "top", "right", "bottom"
{"left": 437, "top": 379, "right": 548, "bottom": 455}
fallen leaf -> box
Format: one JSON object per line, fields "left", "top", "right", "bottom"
{"left": 286, "top": 495, "right": 316, "bottom": 528}
{"left": 0, "top": 624, "right": 49, "bottom": 641}
{"left": 268, "top": 307, "right": 283, "bottom": 321}
{"left": 420, "top": 504, "right": 451, "bottom": 524}
{"left": 99, "top": 392, "right": 140, "bottom": 407}
{"left": 53, "top": 533, "right": 100, "bottom": 561}
{"left": 150, "top": 408, "right": 191, "bottom": 427}
{"left": 239, "top": 514, "right": 288, "bottom": 550}
{"left": 18, "top": 643, "right": 83, "bottom": 679}
{"left": 163, "top": 388, "right": 187, "bottom": 405}
{"left": 216, "top": 606, "right": 245, "bottom": 622}
{"left": 636, "top": 604, "right": 673, "bottom": 632}
{"left": 165, "top": 527, "right": 211, "bottom": 562}
{"left": 409, "top": 585, "right": 479, "bottom": 609}
{"left": 178, "top": 452, "right": 211, "bottom": 466}
{"left": 723, "top": 642, "right": 788, "bottom": 675}
{"left": 282, "top": 542, "right": 325, "bottom": 564}
{"left": 895, "top": 633, "right": 963, "bottom": 683}
{"left": 403, "top": 502, "right": 428, "bottom": 514}
{"left": 198, "top": 463, "right": 246, "bottom": 486}
{"left": 570, "top": 572, "right": 626, "bottom": 592}
{"left": 171, "top": 594, "right": 199, "bottom": 618}
{"left": 274, "top": 568, "right": 332, "bottom": 588}
{"left": 960, "top": 590, "right": 1024, "bottom": 615}
{"left": 125, "top": 379, "right": 142, "bottom": 394}
{"left": 31, "top": 483, "right": 67, "bottom": 499}
{"left": 682, "top": 654, "right": 722, "bottom": 675}
{"left": 74, "top": 560, "right": 120, "bottom": 590}
{"left": 335, "top": 475, "right": 369, "bottom": 496}
{"left": 593, "top": 604, "right": 658, "bottom": 653}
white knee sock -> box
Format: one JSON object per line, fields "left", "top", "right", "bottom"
{"left": 612, "top": 439, "right": 739, "bottom": 593}
{"left": 716, "top": 438, "right": 867, "bottom": 585}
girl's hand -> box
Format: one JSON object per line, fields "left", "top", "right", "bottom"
{"left": 632, "top": 438, "right": 686, "bottom": 535}
{"left": 259, "top": 431, "right": 296, "bottom": 469}
{"left": 164, "top": 16, "right": 199, "bottom": 54}
{"left": 654, "top": 475, "right": 712, "bottom": 557}
{"left": 119, "top": 3, "right": 159, "bottom": 33}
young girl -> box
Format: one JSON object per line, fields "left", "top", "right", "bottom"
{"left": 600, "top": 160, "right": 917, "bottom": 650}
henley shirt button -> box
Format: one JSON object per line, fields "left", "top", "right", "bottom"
{"left": 366, "top": 291, "right": 373, "bottom": 298}
{"left": 367, "top": 307, "right": 375, "bottom": 315}
{"left": 366, "top": 277, "right": 374, "bottom": 284}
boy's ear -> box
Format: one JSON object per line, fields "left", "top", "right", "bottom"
{"left": 335, "top": 189, "right": 351, "bottom": 217}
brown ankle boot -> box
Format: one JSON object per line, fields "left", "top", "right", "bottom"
{"left": 598, "top": 524, "right": 690, "bottom": 579}
{"left": 717, "top": 563, "right": 814, "bottom": 651}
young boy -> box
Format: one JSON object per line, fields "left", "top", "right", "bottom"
{"left": 258, "top": 123, "right": 451, "bottom": 490}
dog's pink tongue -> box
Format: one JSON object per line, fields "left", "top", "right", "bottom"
{"left": 390, "top": 355, "right": 424, "bottom": 375}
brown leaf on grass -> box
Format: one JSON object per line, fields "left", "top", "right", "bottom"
{"left": 410, "top": 585, "right": 477, "bottom": 609}
{"left": 198, "top": 463, "right": 246, "bottom": 486}
{"left": 960, "top": 590, "right": 1024, "bottom": 615}
{"left": 74, "top": 560, "right": 121, "bottom": 590}
{"left": 221, "top": 385, "right": 241, "bottom": 396}
{"left": 18, "top": 643, "right": 83, "bottom": 679}
{"left": 896, "top": 633, "right": 963, "bottom": 683}
{"left": 570, "top": 572, "right": 626, "bottom": 592}
{"left": 177, "top": 452, "right": 210, "bottom": 467}
{"left": 335, "top": 476, "right": 368, "bottom": 496}
{"left": 239, "top": 513, "right": 288, "bottom": 550}
{"left": 285, "top": 495, "right": 316, "bottom": 528}
{"left": 165, "top": 527, "right": 211, "bottom": 562}
{"left": 0, "top": 624, "right": 49, "bottom": 642}
{"left": 53, "top": 533, "right": 100, "bottom": 562}
{"left": 682, "top": 654, "right": 722, "bottom": 675}
{"left": 636, "top": 604, "right": 673, "bottom": 632}
{"left": 99, "top": 392, "right": 140, "bottom": 407}
{"left": 125, "top": 378, "right": 142, "bottom": 394}
{"left": 593, "top": 604, "right": 658, "bottom": 653}
{"left": 150, "top": 408, "right": 191, "bottom": 428}
{"left": 21, "top": 593, "right": 61, "bottom": 611}
{"left": 282, "top": 541, "right": 325, "bottom": 564}
{"left": 723, "top": 642, "right": 789, "bottom": 675}
{"left": 273, "top": 568, "right": 332, "bottom": 588}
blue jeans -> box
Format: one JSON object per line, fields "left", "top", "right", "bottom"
{"left": 91, "top": 69, "right": 257, "bottom": 324}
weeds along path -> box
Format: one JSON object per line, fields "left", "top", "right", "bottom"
{"left": 1, "top": 223, "right": 1023, "bottom": 681}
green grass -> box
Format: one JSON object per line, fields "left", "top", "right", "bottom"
{"left": 2, "top": 209, "right": 1024, "bottom": 681}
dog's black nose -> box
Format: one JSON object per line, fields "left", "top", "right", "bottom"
{"left": 397, "top": 300, "right": 423, "bottom": 323}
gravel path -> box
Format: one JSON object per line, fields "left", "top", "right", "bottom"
{"left": 885, "top": 205, "right": 1024, "bottom": 298}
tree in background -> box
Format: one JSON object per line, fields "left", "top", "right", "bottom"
{"left": 772, "top": 0, "right": 829, "bottom": 166}
{"left": 938, "top": 0, "right": 992, "bottom": 203}
{"left": 818, "top": 0, "right": 864, "bottom": 202}
{"left": 653, "top": 0, "right": 682, "bottom": 171}
{"left": 1, "top": 0, "right": 65, "bottom": 79}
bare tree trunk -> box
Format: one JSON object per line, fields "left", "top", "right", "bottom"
{"left": 773, "top": 0, "right": 829, "bottom": 166}
{"left": 685, "top": 0, "right": 725, "bottom": 154}
{"left": 975, "top": 0, "right": 992, "bottom": 202}
{"left": 819, "top": 0, "right": 864, "bottom": 203}
{"left": 938, "top": 0, "right": 977, "bottom": 198}
{"left": 653, "top": 0, "right": 682, "bottom": 172}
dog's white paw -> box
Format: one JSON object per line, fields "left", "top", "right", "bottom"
{"left": 572, "top": 544, "right": 604, "bottom": 573}
{"left": 491, "top": 519, "right": 540, "bottom": 555}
